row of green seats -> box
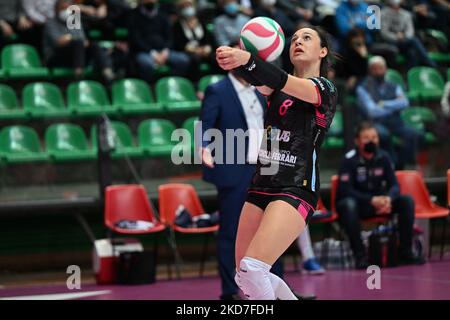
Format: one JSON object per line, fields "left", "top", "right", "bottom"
{"left": 0, "top": 117, "right": 198, "bottom": 164}
{"left": 0, "top": 43, "right": 225, "bottom": 83}
{"left": 0, "top": 75, "right": 225, "bottom": 120}
{"left": 321, "top": 106, "right": 438, "bottom": 149}
{"left": 386, "top": 67, "right": 446, "bottom": 102}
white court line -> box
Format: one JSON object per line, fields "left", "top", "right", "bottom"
{"left": 0, "top": 290, "right": 111, "bottom": 300}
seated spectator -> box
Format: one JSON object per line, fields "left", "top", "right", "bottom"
{"left": 253, "top": 0, "right": 297, "bottom": 37}
{"left": 336, "top": 122, "right": 425, "bottom": 269}
{"left": 0, "top": 0, "right": 35, "bottom": 48}
{"left": 172, "top": 0, "right": 217, "bottom": 81}
{"left": 429, "top": 0, "right": 450, "bottom": 34}
{"left": 22, "top": 0, "right": 57, "bottom": 53}
{"left": 403, "top": 0, "right": 437, "bottom": 31}
{"left": 128, "top": 0, "right": 190, "bottom": 83}
{"left": 213, "top": 0, "right": 249, "bottom": 46}
{"left": 381, "top": 0, "right": 437, "bottom": 68}
{"left": 356, "top": 56, "right": 423, "bottom": 169}
{"left": 74, "top": 0, "right": 132, "bottom": 38}
{"left": 43, "top": 0, "right": 115, "bottom": 82}
{"left": 276, "top": 0, "right": 316, "bottom": 25}
{"left": 336, "top": 28, "right": 368, "bottom": 93}
{"left": 335, "top": 0, "right": 371, "bottom": 43}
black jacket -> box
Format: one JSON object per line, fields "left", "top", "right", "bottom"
{"left": 127, "top": 7, "right": 172, "bottom": 54}
{"left": 337, "top": 148, "right": 400, "bottom": 203}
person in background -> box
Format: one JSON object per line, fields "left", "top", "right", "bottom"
{"left": 296, "top": 226, "right": 325, "bottom": 275}
{"left": 356, "top": 56, "right": 423, "bottom": 169}
{"left": 336, "top": 28, "right": 368, "bottom": 93}
{"left": 172, "top": 0, "right": 216, "bottom": 81}
{"left": 128, "top": 0, "right": 190, "bottom": 83}
{"left": 381, "top": 0, "right": 437, "bottom": 68}
{"left": 253, "top": 0, "right": 297, "bottom": 38}
{"left": 335, "top": 0, "right": 371, "bottom": 43}
{"left": 336, "top": 122, "right": 425, "bottom": 269}
{"left": 43, "top": 0, "right": 115, "bottom": 82}
{"left": 0, "top": 0, "right": 34, "bottom": 48}
{"left": 21, "top": 0, "right": 57, "bottom": 53}
{"left": 213, "top": 0, "right": 249, "bottom": 46}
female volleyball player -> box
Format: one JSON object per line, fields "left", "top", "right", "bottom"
{"left": 215, "top": 26, "right": 337, "bottom": 300}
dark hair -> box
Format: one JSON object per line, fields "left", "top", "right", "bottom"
{"left": 307, "top": 25, "right": 333, "bottom": 77}
{"left": 355, "top": 121, "right": 377, "bottom": 138}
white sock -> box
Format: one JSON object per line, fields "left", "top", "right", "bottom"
{"left": 297, "top": 226, "right": 315, "bottom": 261}
{"left": 268, "top": 273, "right": 298, "bottom": 300}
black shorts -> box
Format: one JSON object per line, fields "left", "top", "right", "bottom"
{"left": 246, "top": 189, "right": 317, "bottom": 225}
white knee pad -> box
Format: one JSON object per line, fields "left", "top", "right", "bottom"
{"left": 238, "top": 257, "right": 275, "bottom": 300}
{"left": 234, "top": 269, "right": 242, "bottom": 290}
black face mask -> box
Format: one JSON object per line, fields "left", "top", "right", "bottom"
{"left": 363, "top": 141, "right": 377, "bottom": 154}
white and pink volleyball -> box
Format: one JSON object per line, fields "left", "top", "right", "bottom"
{"left": 239, "top": 17, "right": 285, "bottom": 62}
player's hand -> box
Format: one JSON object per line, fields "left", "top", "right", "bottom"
{"left": 216, "top": 46, "right": 251, "bottom": 70}
{"left": 201, "top": 147, "right": 214, "bottom": 168}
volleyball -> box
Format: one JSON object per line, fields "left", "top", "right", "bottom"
{"left": 239, "top": 17, "right": 285, "bottom": 62}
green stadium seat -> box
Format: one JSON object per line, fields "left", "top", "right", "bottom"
{"left": 425, "top": 29, "right": 450, "bottom": 63}
{"left": 156, "top": 76, "right": 201, "bottom": 112}
{"left": 154, "top": 65, "right": 171, "bottom": 77}
{"left": 386, "top": 69, "right": 405, "bottom": 88}
{"left": 0, "top": 84, "right": 27, "bottom": 120}
{"left": 323, "top": 111, "right": 344, "bottom": 148}
{"left": 198, "top": 74, "right": 224, "bottom": 93}
{"left": 407, "top": 67, "right": 445, "bottom": 101}
{"left": 138, "top": 119, "right": 177, "bottom": 157}
{"left": 386, "top": 69, "right": 419, "bottom": 101}
{"left": 1, "top": 44, "right": 49, "bottom": 79}
{"left": 401, "top": 106, "right": 438, "bottom": 144}
{"left": 45, "top": 123, "right": 96, "bottom": 161}
{"left": 23, "top": 82, "right": 70, "bottom": 118}
{"left": 112, "top": 78, "right": 163, "bottom": 115}
{"left": 51, "top": 65, "right": 94, "bottom": 78}
{"left": 91, "top": 121, "right": 143, "bottom": 158}
{"left": 182, "top": 116, "right": 199, "bottom": 153}
{"left": 0, "top": 126, "right": 48, "bottom": 163}
{"left": 67, "top": 80, "right": 115, "bottom": 116}
{"left": 114, "top": 28, "right": 128, "bottom": 39}
{"left": 88, "top": 29, "right": 102, "bottom": 39}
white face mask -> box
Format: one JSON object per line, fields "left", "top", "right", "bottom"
{"left": 390, "top": 0, "right": 402, "bottom": 6}
{"left": 59, "top": 9, "right": 69, "bottom": 22}
{"left": 261, "top": 0, "right": 277, "bottom": 6}
{"left": 181, "top": 6, "right": 196, "bottom": 18}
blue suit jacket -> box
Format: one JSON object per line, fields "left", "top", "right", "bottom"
{"left": 200, "top": 76, "right": 266, "bottom": 188}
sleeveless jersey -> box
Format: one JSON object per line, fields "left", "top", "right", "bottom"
{"left": 249, "top": 77, "right": 338, "bottom": 204}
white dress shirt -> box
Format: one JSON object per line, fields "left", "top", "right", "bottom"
{"left": 228, "top": 73, "right": 264, "bottom": 164}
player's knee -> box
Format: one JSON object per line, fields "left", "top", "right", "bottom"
{"left": 238, "top": 257, "right": 274, "bottom": 300}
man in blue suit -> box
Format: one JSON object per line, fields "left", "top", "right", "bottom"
{"left": 199, "top": 70, "right": 286, "bottom": 300}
